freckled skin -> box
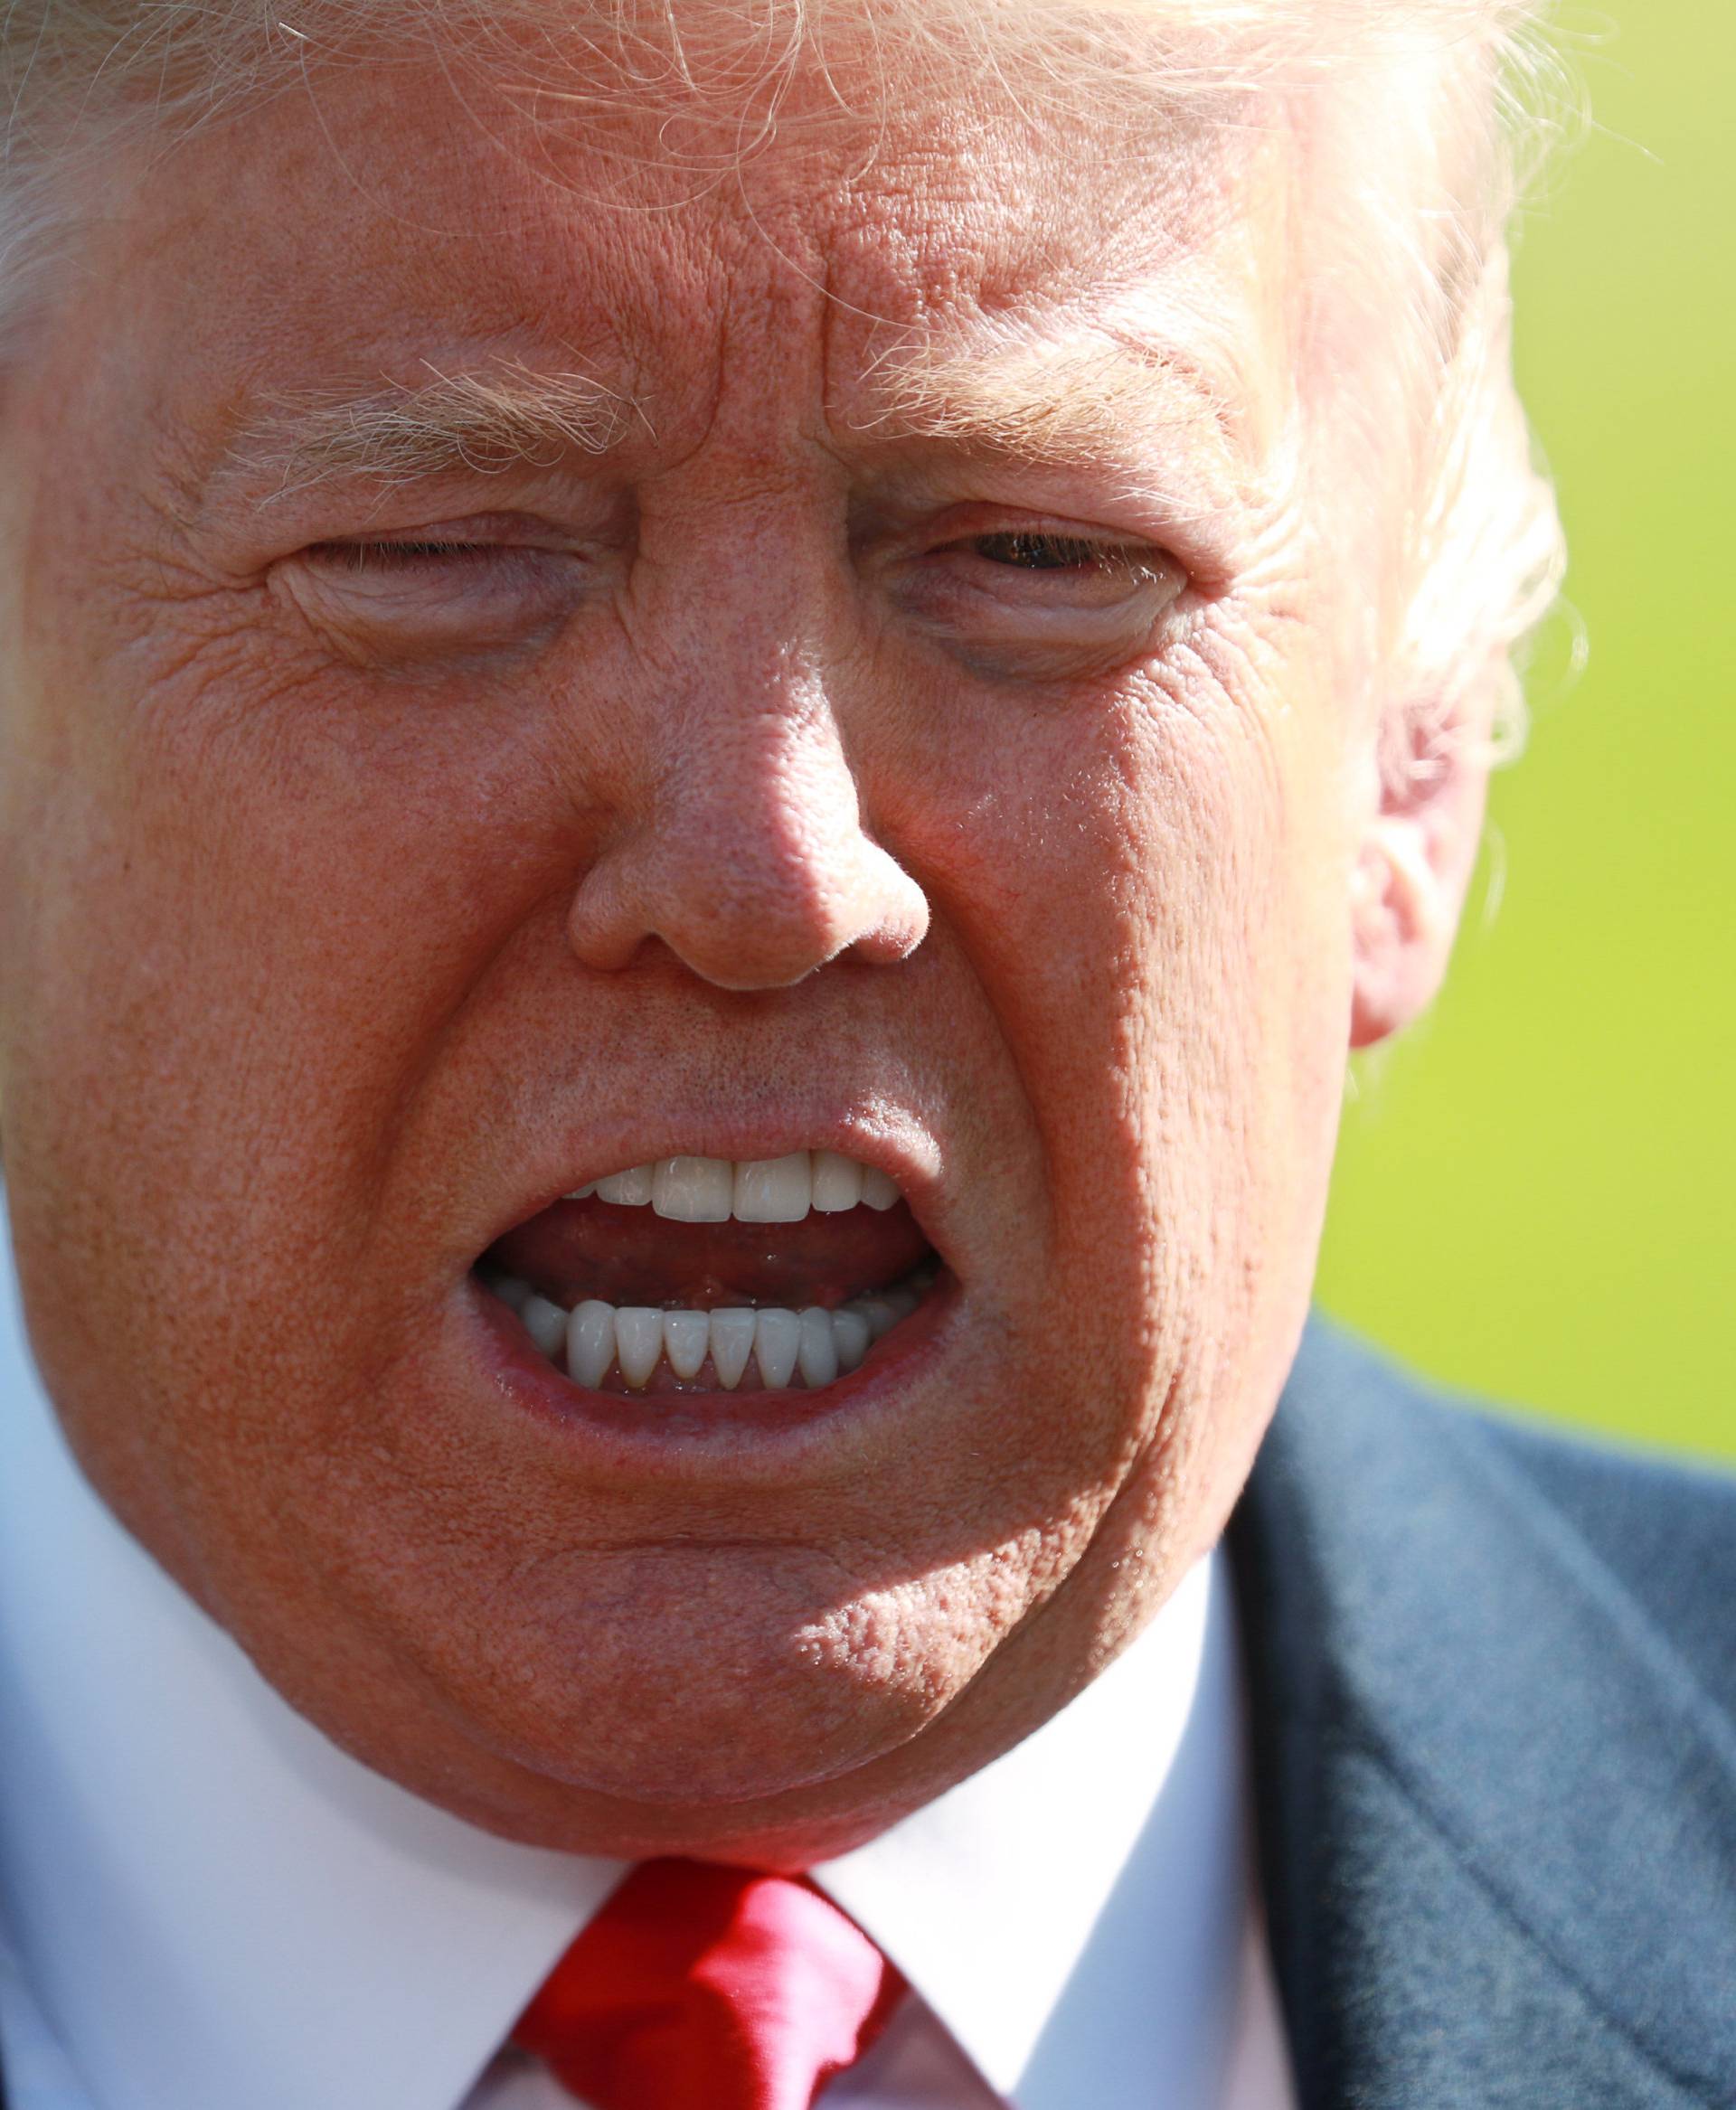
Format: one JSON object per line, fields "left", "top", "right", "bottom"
{"left": 0, "top": 45, "right": 1478, "bottom": 1865}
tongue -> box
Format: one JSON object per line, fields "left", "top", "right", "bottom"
{"left": 486, "top": 1196, "right": 931, "bottom": 1309}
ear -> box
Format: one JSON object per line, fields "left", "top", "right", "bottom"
{"left": 1349, "top": 707, "right": 1492, "bottom": 1050}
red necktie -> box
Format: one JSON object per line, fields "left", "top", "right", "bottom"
{"left": 513, "top": 1858, "right": 908, "bottom": 2110}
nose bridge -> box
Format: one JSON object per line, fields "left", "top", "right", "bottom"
{"left": 666, "top": 627, "right": 854, "bottom": 852}
{"left": 641, "top": 484, "right": 852, "bottom": 803}
{"left": 567, "top": 590, "right": 929, "bottom": 988}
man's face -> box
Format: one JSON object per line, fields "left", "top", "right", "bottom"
{"left": 0, "top": 41, "right": 1397, "bottom": 1859}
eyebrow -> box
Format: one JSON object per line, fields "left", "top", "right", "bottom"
{"left": 241, "top": 332, "right": 1262, "bottom": 506}
{"left": 247, "top": 360, "right": 638, "bottom": 499}
{"left": 857, "top": 332, "right": 1249, "bottom": 471}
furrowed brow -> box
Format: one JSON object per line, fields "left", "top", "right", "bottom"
{"left": 246, "top": 362, "right": 637, "bottom": 499}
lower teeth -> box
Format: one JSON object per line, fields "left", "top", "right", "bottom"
{"left": 488, "top": 1273, "right": 932, "bottom": 1393}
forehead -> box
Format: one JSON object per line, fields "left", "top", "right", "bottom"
{"left": 83, "top": 43, "right": 1300, "bottom": 491}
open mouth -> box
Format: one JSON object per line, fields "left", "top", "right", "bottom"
{"left": 477, "top": 1151, "right": 941, "bottom": 1397}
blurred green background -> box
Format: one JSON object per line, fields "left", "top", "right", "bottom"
{"left": 1316, "top": 3, "right": 1735, "bottom": 1461}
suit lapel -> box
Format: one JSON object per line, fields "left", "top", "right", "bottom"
{"left": 1230, "top": 1323, "right": 1736, "bottom": 2108}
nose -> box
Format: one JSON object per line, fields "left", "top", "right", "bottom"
{"left": 566, "top": 653, "right": 929, "bottom": 991}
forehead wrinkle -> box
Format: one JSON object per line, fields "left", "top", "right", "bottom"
{"left": 241, "top": 360, "right": 643, "bottom": 500}
{"left": 825, "top": 111, "right": 1304, "bottom": 502}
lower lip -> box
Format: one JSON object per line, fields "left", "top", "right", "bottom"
{"left": 465, "top": 1270, "right": 964, "bottom": 1470}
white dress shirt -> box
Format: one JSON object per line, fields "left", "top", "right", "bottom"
{"left": 0, "top": 1234, "right": 1295, "bottom": 2109}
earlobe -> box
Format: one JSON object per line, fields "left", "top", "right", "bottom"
{"left": 1348, "top": 716, "right": 1492, "bottom": 1049}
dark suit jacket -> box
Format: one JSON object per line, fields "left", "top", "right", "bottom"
{"left": 1235, "top": 1322, "right": 1736, "bottom": 2107}
{"left": 3, "top": 1322, "right": 1732, "bottom": 2106}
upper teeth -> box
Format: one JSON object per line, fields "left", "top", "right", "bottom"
{"left": 567, "top": 1151, "right": 901, "bottom": 1224}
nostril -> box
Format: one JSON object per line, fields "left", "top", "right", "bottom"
{"left": 564, "top": 858, "right": 652, "bottom": 974}
{"left": 848, "top": 840, "right": 929, "bottom": 964}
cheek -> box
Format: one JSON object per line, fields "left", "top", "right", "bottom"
{"left": 1103, "top": 646, "right": 1356, "bottom": 1495}
{"left": 0, "top": 601, "right": 561, "bottom": 1489}
{"left": 889, "top": 633, "right": 1355, "bottom": 1472}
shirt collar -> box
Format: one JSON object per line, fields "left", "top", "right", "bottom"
{"left": 816, "top": 1549, "right": 1246, "bottom": 2105}
{"left": 0, "top": 1228, "right": 1242, "bottom": 2110}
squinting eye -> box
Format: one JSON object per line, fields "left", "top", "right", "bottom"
{"left": 307, "top": 538, "right": 507, "bottom": 571}
{"left": 972, "top": 531, "right": 1134, "bottom": 572}
{"left": 278, "top": 526, "right": 590, "bottom": 664}
{"left": 888, "top": 513, "right": 1188, "bottom": 681}
{"left": 961, "top": 531, "right": 1179, "bottom": 596}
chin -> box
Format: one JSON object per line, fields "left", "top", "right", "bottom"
{"left": 344, "top": 1540, "right": 969, "bottom": 1822}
